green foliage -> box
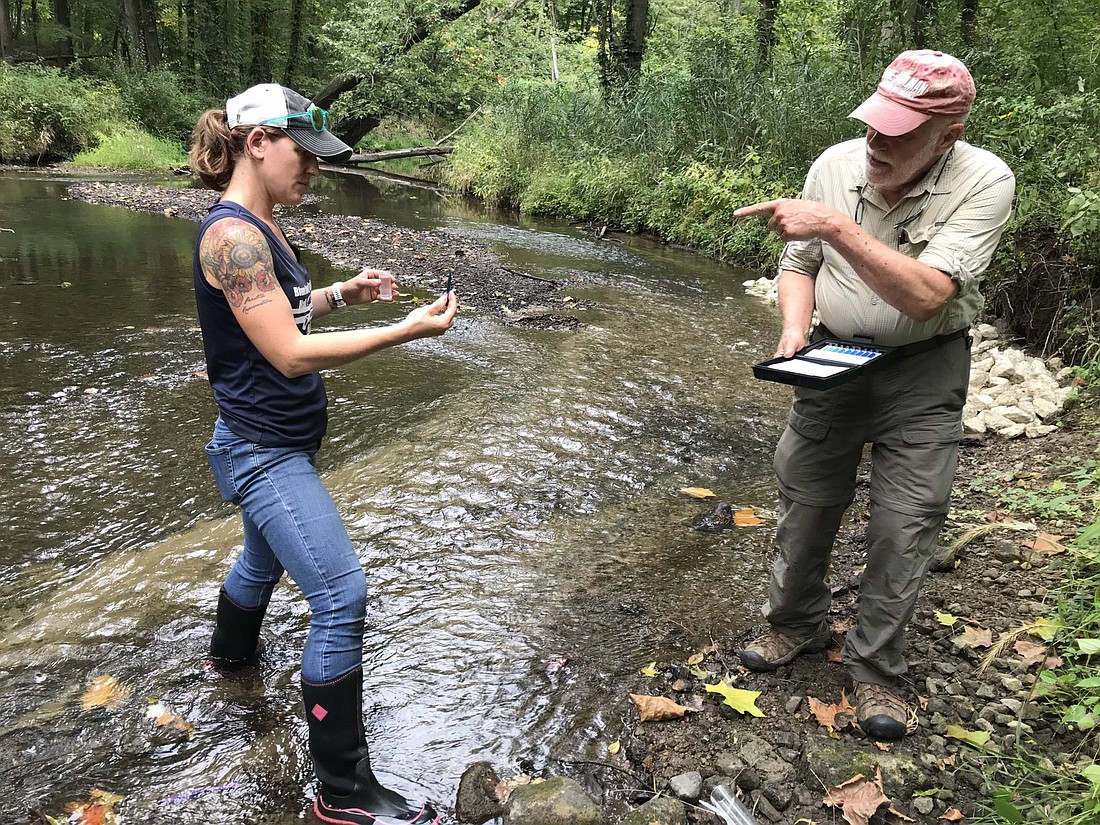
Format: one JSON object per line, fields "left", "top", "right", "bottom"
{"left": 0, "top": 65, "right": 118, "bottom": 163}
{"left": 71, "top": 125, "right": 188, "bottom": 170}
{"left": 115, "top": 70, "right": 211, "bottom": 144}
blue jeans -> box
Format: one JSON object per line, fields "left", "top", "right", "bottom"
{"left": 205, "top": 417, "right": 366, "bottom": 683}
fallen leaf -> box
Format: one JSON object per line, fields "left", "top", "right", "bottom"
{"left": 704, "top": 681, "right": 765, "bottom": 717}
{"left": 734, "top": 507, "right": 765, "bottom": 526}
{"left": 61, "top": 789, "right": 124, "bottom": 825}
{"left": 689, "top": 666, "right": 715, "bottom": 680}
{"left": 955, "top": 626, "right": 994, "bottom": 649}
{"left": 640, "top": 661, "right": 659, "bottom": 677}
{"left": 940, "top": 808, "right": 965, "bottom": 821}
{"left": 945, "top": 724, "right": 991, "bottom": 748}
{"left": 681, "top": 487, "right": 716, "bottom": 499}
{"left": 1022, "top": 532, "right": 1066, "bottom": 555}
{"left": 146, "top": 700, "right": 196, "bottom": 738}
{"left": 807, "top": 693, "right": 858, "bottom": 732}
{"left": 1015, "top": 639, "right": 1048, "bottom": 667}
{"left": 81, "top": 675, "right": 130, "bottom": 711}
{"left": 935, "top": 612, "right": 960, "bottom": 627}
{"left": 934, "top": 754, "right": 957, "bottom": 771}
{"left": 831, "top": 617, "right": 855, "bottom": 634}
{"left": 826, "top": 647, "right": 844, "bottom": 663}
{"left": 685, "top": 643, "right": 719, "bottom": 666}
{"left": 607, "top": 740, "right": 620, "bottom": 755}
{"left": 822, "top": 771, "right": 889, "bottom": 825}
{"left": 629, "top": 693, "right": 698, "bottom": 722}
{"left": 1029, "top": 617, "right": 1064, "bottom": 641}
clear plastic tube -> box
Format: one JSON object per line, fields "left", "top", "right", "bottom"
{"left": 704, "top": 783, "right": 758, "bottom": 825}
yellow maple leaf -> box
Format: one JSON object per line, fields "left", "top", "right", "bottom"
{"left": 704, "top": 681, "right": 766, "bottom": 717}
{"left": 640, "top": 661, "right": 659, "bottom": 677}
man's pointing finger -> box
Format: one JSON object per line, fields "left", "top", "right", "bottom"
{"left": 733, "top": 199, "right": 782, "bottom": 219}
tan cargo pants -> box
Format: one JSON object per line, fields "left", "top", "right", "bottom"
{"left": 764, "top": 334, "right": 971, "bottom": 685}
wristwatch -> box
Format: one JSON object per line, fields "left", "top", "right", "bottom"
{"left": 330, "top": 281, "right": 347, "bottom": 308}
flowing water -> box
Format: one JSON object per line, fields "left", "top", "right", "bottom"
{"left": 0, "top": 171, "right": 793, "bottom": 823}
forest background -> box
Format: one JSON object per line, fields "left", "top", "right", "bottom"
{"left": 1, "top": 0, "right": 1098, "bottom": 368}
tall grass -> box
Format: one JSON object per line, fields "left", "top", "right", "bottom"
{"left": 71, "top": 125, "right": 187, "bottom": 170}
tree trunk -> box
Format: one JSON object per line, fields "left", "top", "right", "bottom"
{"left": 961, "top": 0, "right": 978, "bottom": 45}
{"left": 284, "top": 0, "right": 305, "bottom": 87}
{"left": 615, "top": 0, "right": 648, "bottom": 84}
{"left": 249, "top": 0, "right": 272, "bottom": 81}
{"left": 756, "top": 0, "right": 777, "bottom": 65}
{"left": 122, "top": 0, "right": 145, "bottom": 69}
{"left": 51, "top": 0, "right": 74, "bottom": 64}
{"left": 0, "top": 0, "right": 14, "bottom": 60}
{"left": 141, "top": 0, "right": 161, "bottom": 67}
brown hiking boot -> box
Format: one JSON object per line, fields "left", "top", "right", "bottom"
{"left": 739, "top": 626, "right": 831, "bottom": 671}
{"left": 853, "top": 680, "right": 909, "bottom": 740}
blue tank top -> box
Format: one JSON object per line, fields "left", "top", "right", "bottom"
{"left": 193, "top": 200, "right": 327, "bottom": 447}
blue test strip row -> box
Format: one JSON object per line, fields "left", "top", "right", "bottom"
{"left": 816, "top": 343, "right": 880, "bottom": 365}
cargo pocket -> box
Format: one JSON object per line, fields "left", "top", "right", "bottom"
{"left": 902, "top": 419, "right": 963, "bottom": 446}
{"left": 788, "top": 406, "right": 832, "bottom": 441}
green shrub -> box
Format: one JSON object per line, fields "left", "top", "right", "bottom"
{"left": 0, "top": 64, "right": 118, "bottom": 163}
{"left": 118, "top": 70, "right": 210, "bottom": 144}
{"left": 71, "top": 124, "right": 188, "bottom": 170}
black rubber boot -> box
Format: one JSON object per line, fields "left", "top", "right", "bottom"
{"left": 303, "top": 668, "right": 439, "bottom": 825}
{"left": 208, "top": 588, "right": 266, "bottom": 669}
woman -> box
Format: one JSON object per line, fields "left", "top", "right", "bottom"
{"left": 189, "top": 83, "right": 455, "bottom": 825}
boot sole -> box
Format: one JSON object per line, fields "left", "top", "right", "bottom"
{"left": 739, "top": 634, "right": 831, "bottom": 672}
{"left": 314, "top": 798, "right": 441, "bottom": 825}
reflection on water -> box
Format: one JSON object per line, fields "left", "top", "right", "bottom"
{"left": 0, "top": 171, "right": 792, "bottom": 822}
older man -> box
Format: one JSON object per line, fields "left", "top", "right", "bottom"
{"left": 735, "top": 50, "right": 1015, "bottom": 740}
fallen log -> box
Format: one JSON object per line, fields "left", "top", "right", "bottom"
{"left": 345, "top": 146, "right": 455, "bottom": 164}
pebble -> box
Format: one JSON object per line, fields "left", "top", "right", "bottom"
{"left": 784, "top": 695, "right": 804, "bottom": 714}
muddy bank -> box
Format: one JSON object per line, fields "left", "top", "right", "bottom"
{"left": 66, "top": 180, "right": 583, "bottom": 330}
{"left": 610, "top": 404, "right": 1100, "bottom": 824}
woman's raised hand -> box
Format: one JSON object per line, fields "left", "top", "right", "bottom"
{"left": 342, "top": 268, "right": 398, "bottom": 304}
{"left": 400, "top": 291, "right": 458, "bottom": 339}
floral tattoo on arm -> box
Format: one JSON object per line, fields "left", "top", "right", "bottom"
{"left": 200, "top": 220, "right": 279, "bottom": 312}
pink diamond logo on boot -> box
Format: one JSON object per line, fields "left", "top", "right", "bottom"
{"left": 311, "top": 703, "right": 328, "bottom": 721}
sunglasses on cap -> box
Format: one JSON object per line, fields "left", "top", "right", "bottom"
{"left": 260, "top": 105, "right": 328, "bottom": 132}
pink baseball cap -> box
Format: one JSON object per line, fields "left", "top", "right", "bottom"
{"left": 850, "top": 50, "right": 975, "bottom": 136}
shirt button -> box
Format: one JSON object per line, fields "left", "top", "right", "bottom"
{"left": 871, "top": 298, "right": 879, "bottom": 305}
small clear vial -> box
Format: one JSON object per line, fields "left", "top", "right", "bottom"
{"left": 377, "top": 273, "right": 393, "bottom": 301}
{"left": 709, "top": 784, "right": 758, "bottom": 825}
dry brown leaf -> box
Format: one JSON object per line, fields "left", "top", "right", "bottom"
{"left": 629, "top": 693, "right": 698, "bottom": 722}
{"left": 1014, "top": 639, "right": 1048, "bottom": 667}
{"left": 831, "top": 617, "right": 855, "bottom": 634}
{"left": 918, "top": 695, "right": 929, "bottom": 711}
{"left": 146, "top": 701, "right": 196, "bottom": 738}
{"left": 1022, "top": 532, "right": 1066, "bottom": 555}
{"left": 940, "top": 808, "right": 965, "bottom": 821}
{"left": 822, "top": 771, "right": 890, "bottom": 825}
{"left": 826, "top": 646, "right": 844, "bottom": 663}
{"left": 884, "top": 807, "right": 916, "bottom": 823}
{"left": 955, "top": 626, "right": 994, "bottom": 649}
{"left": 807, "top": 693, "right": 858, "bottom": 732}
{"left": 935, "top": 754, "right": 958, "bottom": 771}
{"left": 734, "top": 507, "right": 765, "bottom": 526}
{"left": 681, "top": 487, "right": 716, "bottom": 499}
{"left": 81, "top": 675, "right": 130, "bottom": 711}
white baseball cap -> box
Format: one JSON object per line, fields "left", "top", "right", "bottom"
{"left": 225, "top": 83, "right": 354, "bottom": 163}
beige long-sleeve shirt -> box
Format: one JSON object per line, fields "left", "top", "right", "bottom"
{"left": 779, "top": 137, "right": 1015, "bottom": 347}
